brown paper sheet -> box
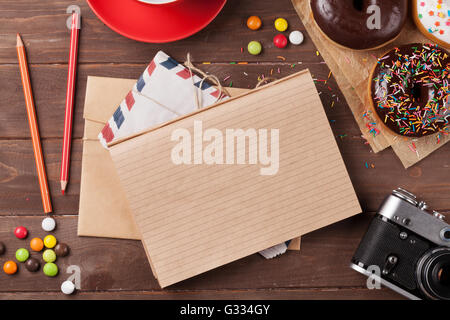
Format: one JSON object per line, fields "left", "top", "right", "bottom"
{"left": 78, "top": 76, "right": 301, "bottom": 249}
{"left": 292, "top": 0, "right": 449, "bottom": 168}
{"left": 109, "top": 70, "right": 362, "bottom": 287}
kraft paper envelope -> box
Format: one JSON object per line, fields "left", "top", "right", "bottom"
{"left": 109, "top": 70, "right": 362, "bottom": 287}
{"left": 78, "top": 76, "right": 301, "bottom": 249}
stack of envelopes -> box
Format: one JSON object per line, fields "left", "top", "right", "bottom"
{"left": 78, "top": 51, "right": 361, "bottom": 287}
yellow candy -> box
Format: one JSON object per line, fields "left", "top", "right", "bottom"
{"left": 43, "top": 235, "right": 57, "bottom": 249}
{"left": 274, "top": 18, "right": 288, "bottom": 32}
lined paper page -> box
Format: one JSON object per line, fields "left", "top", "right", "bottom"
{"left": 109, "top": 70, "right": 361, "bottom": 288}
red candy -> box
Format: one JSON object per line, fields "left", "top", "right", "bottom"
{"left": 273, "top": 34, "right": 288, "bottom": 48}
{"left": 273, "top": 33, "right": 287, "bottom": 49}
{"left": 14, "top": 226, "right": 28, "bottom": 239}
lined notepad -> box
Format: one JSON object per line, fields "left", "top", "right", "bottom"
{"left": 109, "top": 70, "right": 361, "bottom": 288}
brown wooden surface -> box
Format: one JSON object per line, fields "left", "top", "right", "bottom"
{"left": 0, "top": 0, "right": 448, "bottom": 300}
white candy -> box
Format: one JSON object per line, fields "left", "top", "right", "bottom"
{"left": 61, "top": 280, "right": 75, "bottom": 295}
{"left": 42, "top": 217, "right": 56, "bottom": 232}
{"left": 289, "top": 30, "right": 304, "bottom": 45}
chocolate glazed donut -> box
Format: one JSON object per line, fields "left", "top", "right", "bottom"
{"left": 370, "top": 44, "right": 450, "bottom": 137}
{"left": 311, "top": 0, "right": 408, "bottom": 50}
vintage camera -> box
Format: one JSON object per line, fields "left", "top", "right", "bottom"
{"left": 351, "top": 188, "right": 450, "bottom": 300}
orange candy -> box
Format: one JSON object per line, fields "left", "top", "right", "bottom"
{"left": 3, "top": 261, "right": 17, "bottom": 275}
{"left": 30, "top": 237, "right": 44, "bottom": 252}
{"left": 247, "top": 16, "right": 262, "bottom": 30}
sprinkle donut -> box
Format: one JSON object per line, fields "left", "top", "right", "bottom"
{"left": 370, "top": 43, "right": 449, "bottom": 137}
{"left": 413, "top": 0, "right": 450, "bottom": 49}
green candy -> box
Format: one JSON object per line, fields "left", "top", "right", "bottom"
{"left": 15, "top": 248, "right": 29, "bottom": 262}
{"left": 248, "top": 41, "right": 262, "bottom": 55}
{"left": 43, "top": 262, "right": 58, "bottom": 277}
{"left": 42, "top": 249, "right": 56, "bottom": 263}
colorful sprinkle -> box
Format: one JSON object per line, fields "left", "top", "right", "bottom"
{"left": 371, "top": 43, "right": 449, "bottom": 137}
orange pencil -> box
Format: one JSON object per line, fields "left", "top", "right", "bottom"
{"left": 16, "top": 34, "right": 52, "bottom": 214}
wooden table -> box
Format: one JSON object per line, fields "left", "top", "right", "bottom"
{"left": 0, "top": 0, "right": 448, "bottom": 300}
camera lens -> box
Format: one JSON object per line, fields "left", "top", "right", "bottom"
{"left": 416, "top": 248, "right": 450, "bottom": 300}
{"left": 438, "top": 266, "right": 450, "bottom": 286}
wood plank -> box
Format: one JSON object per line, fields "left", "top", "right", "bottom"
{"left": 0, "top": 136, "right": 448, "bottom": 215}
{"left": 0, "top": 63, "right": 335, "bottom": 139}
{"left": 0, "top": 214, "right": 446, "bottom": 292}
{"left": 0, "top": 288, "right": 404, "bottom": 300}
{"left": 0, "top": 0, "right": 448, "bottom": 300}
{"left": 0, "top": 0, "right": 321, "bottom": 64}
{"left": 0, "top": 139, "right": 81, "bottom": 215}
{"left": 0, "top": 214, "right": 374, "bottom": 292}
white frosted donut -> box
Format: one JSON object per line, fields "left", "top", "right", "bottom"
{"left": 413, "top": 0, "right": 450, "bottom": 48}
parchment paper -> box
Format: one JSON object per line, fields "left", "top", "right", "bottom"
{"left": 292, "top": 0, "right": 449, "bottom": 168}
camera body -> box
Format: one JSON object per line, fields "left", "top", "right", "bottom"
{"left": 351, "top": 188, "right": 450, "bottom": 300}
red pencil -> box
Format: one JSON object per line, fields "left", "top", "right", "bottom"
{"left": 60, "top": 13, "right": 80, "bottom": 195}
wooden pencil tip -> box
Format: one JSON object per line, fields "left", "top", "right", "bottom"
{"left": 60, "top": 180, "right": 67, "bottom": 195}
{"left": 16, "top": 33, "right": 24, "bottom": 47}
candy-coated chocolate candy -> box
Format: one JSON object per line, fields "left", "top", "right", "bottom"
{"left": 274, "top": 18, "right": 288, "bottom": 32}
{"left": 61, "top": 281, "right": 76, "bottom": 295}
{"left": 273, "top": 34, "right": 288, "bottom": 48}
{"left": 30, "top": 237, "right": 44, "bottom": 252}
{"left": 289, "top": 30, "right": 304, "bottom": 45}
{"left": 55, "top": 243, "right": 70, "bottom": 257}
{"left": 0, "top": 241, "right": 5, "bottom": 255}
{"left": 41, "top": 217, "right": 56, "bottom": 232}
{"left": 14, "top": 226, "right": 28, "bottom": 239}
{"left": 43, "top": 235, "right": 57, "bottom": 249}
{"left": 25, "top": 257, "right": 40, "bottom": 272}
{"left": 248, "top": 41, "right": 262, "bottom": 55}
{"left": 247, "top": 16, "right": 262, "bottom": 30}
{"left": 43, "top": 263, "right": 58, "bottom": 277}
{"left": 15, "top": 248, "right": 29, "bottom": 262}
{"left": 3, "top": 261, "right": 17, "bottom": 275}
{"left": 43, "top": 249, "right": 56, "bottom": 263}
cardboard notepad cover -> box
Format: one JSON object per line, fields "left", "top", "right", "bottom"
{"left": 109, "top": 70, "right": 362, "bottom": 288}
{"left": 78, "top": 76, "right": 301, "bottom": 249}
